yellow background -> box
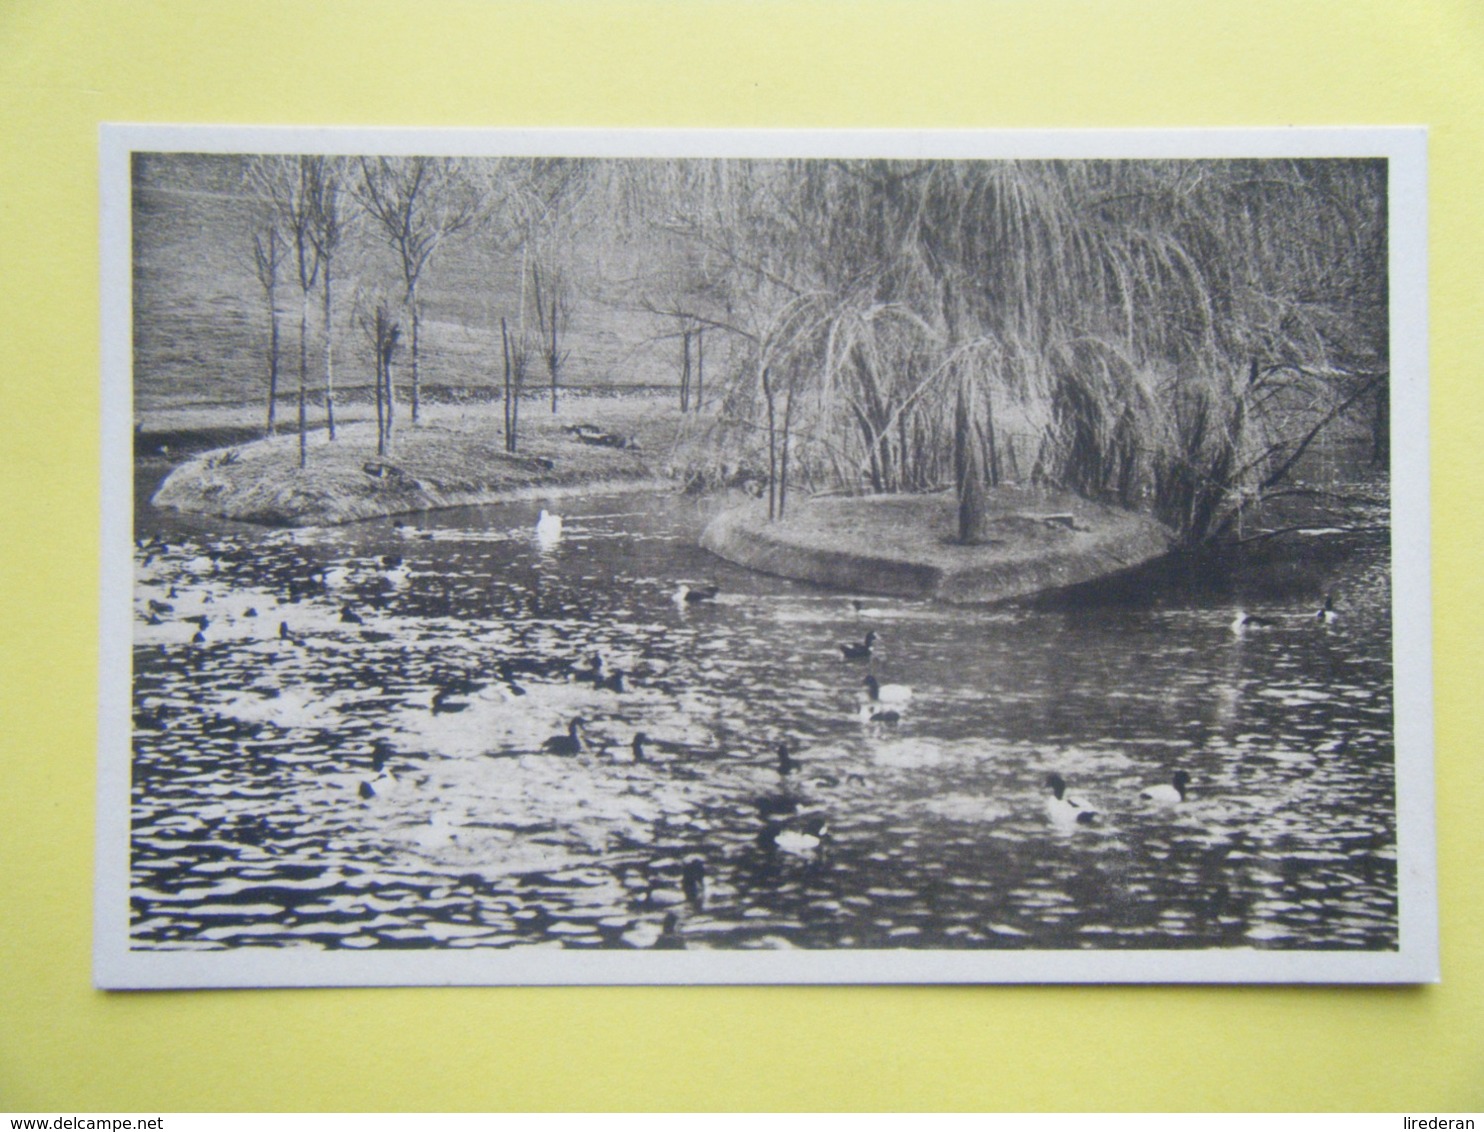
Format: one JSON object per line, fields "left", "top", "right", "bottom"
{"left": 2, "top": 0, "right": 1481, "bottom": 1111}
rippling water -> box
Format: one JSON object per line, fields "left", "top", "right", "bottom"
{"left": 129, "top": 489, "right": 1396, "bottom": 952}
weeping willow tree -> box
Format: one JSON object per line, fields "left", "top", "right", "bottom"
{"left": 605, "top": 156, "right": 1385, "bottom": 549}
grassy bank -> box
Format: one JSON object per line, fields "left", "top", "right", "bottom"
{"left": 148, "top": 396, "right": 691, "bottom": 526}
{"left": 701, "top": 487, "right": 1175, "bottom": 604}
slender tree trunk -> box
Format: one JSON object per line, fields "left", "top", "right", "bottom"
{"left": 322, "top": 258, "right": 336, "bottom": 441}
{"left": 374, "top": 311, "right": 386, "bottom": 458}
{"left": 763, "top": 365, "right": 777, "bottom": 521}
{"left": 383, "top": 329, "right": 396, "bottom": 457}
{"left": 779, "top": 381, "right": 796, "bottom": 519}
{"left": 695, "top": 329, "right": 703, "bottom": 412}
{"left": 409, "top": 278, "right": 422, "bottom": 424}
{"left": 298, "top": 290, "right": 310, "bottom": 469}
{"left": 501, "top": 317, "right": 516, "bottom": 454}
{"left": 266, "top": 288, "right": 280, "bottom": 438}
{"left": 549, "top": 293, "right": 559, "bottom": 414}
{"left": 680, "top": 330, "right": 691, "bottom": 412}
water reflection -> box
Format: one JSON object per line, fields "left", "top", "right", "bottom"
{"left": 129, "top": 492, "right": 1396, "bottom": 952}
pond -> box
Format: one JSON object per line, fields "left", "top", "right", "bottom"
{"left": 128, "top": 484, "right": 1397, "bottom": 953}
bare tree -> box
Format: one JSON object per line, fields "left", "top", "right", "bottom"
{"left": 353, "top": 289, "right": 402, "bottom": 457}
{"left": 250, "top": 156, "right": 323, "bottom": 469}
{"left": 305, "top": 157, "right": 353, "bottom": 441}
{"left": 531, "top": 262, "right": 570, "bottom": 413}
{"left": 249, "top": 220, "right": 285, "bottom": 438}
{"left": 499, "top": 315, "right": 529, "bottom": 453}
{"left": 484, "top": 159, "right": 589, "bottom": 414}
{"left": 356, "top": 157, "right": 481, "bottom": 424}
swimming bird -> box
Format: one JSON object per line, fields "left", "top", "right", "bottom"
{"left": 148, "top": 598, "right": 174, "bottom": 615}
{"left": 859, "top": 705, "right": 901, "bottom": 725}
{"left": 535, "top": 509, "right": 563, "bottom": 539}
{"left": 381, "top": 555, "right": 410, "bottom": 587}
{"left": 430, "top": 685, "right": 469, "bottom": 715}
{"left": 1230, "top": 611, "right": 1278, "bottom": 634}
{"left": 1045, "top": 773, "right": 1100, "bottom": 827}
{"left": 622, "top": 911, "right": 679, "bottom": 949}
{"left": 863, "top": 674, "right": 912, "bottom": 705}
{"left": 1140, "top": 770, "right": 1191, "bottom": 806}
{"left": 681, "top": 857, "right": 707, "bottom": 910}
{"left": 674, "top": 582, "right": 720, "bottom": 605}
{"left": 598, "top": 670, "right": 626, "bottom": 693}
{"left": 340, "top": 604, "right": 364, "bottom": 625}
{"left": 543, "top": 717, "right": 587, "bottom": 756}
{"left": 278, "top": 621, "right": 299, "bottom": 643}
{"left": 360, "top": 744, "right": 398, "bottom": 798}
{"left": 776, "top": 742, "right": 801, "bottom": 776}
{"left": 1316, "top": 594, "right": 1339, "bottom": 624}
{"left": 840, "top": 630, "right": 876, "bottom": 661}
{"left": 762, "top": 814, "right": 829, "bottom": 856}
{"left": 630, "top": 732, "right": 650, "bottom": 762}
{"left": 574, "top": 652, "right": 605, "bottom": 684}
{"left": 320, "top": 566, "right": 352, "bottom": 589}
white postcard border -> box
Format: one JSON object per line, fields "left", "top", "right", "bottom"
{"left": 96, "top": 124, "right": 1435, "bottom": 988}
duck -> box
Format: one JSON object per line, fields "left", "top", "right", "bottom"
{"left": 359, "top": 754, "right": 398, "bottom": 799}
{"left": 319, "top": 565, "right": 352, "bottom": 589}
{"left": 859, "top": 705, "right": 901, "bottom": 725}
{"left": 535, "top": 509, "right": 563, "bottom": 539}
{"left": 863, "top": 674, "right": 912, "bottom": 705}
{"left": 1316, "top": 594, "right": 1339, "bottom": 624}
{"left": 542, "top": 717, "right": 587, "bottom": 756}
{"left": 598, "top": 669, "right": 626, "bottom": 693}
{"left": 839, "top": 630, "right": 876, "bottom": 660}
{"left": 681, "top": 857, "right": 707, "bottom": 910}
{"left": 278, "top": 620, "right": 299, "bottom": 644}
{"left": 381, "top": 555, "right": 411, "bottom": 587}
{"left": 622, "top": 911, "right": 679, "bottom": 949}
{"left": 1045, "top": 773, "right": 1100, "bottom": 827}
{"left": 776, "top": 742, "right": 801, "bottom": 776}
{"left": 630, "top": 732, "right": 651, "bottom": 762}
{"left": 673, "top": 582, "right": 720, "bottom": 605}
{"left": 1230, "top": 611, "right": 1278, "bottom": 634}
{"left": 1140, "top": 769, "right": 1191, "bottom": 805}
{"left": 762, "top": 814, "right": 829, "bottom": 856}
{"left": 147, "top": 598, "right": 174, "bottom": 615}
{"left": 340, "top": 604, "right": 364, "bottom": 625}
{"left": 430, "top": 685, "right": 469, "bottom": 715}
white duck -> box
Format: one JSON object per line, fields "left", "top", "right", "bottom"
{"left": 1140, "top": 770, "right": 1191, "bottom": 806}
{"left": 1044, "top": 773, "right": 1099, "bottom": 828}
{"left": 863, "top": 674, "right": 912, "bottom": 706}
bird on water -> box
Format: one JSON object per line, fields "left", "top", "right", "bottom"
{"left": 1045, "top": 773, "right": 1100, "bottom": 827}
{"left": 840, "top": 630, "right": 876, "bottom": 660}
{"left": 863, "top": 674, "right": 912, "bottom": 705}
{"left": 1140, "top": 769, "right": 1191, "bottom": 806}
{"left": 543, "top": 717, "right": 587, "bottom": 755}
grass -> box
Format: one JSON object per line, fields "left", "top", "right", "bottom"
{"left": 150, "top": 395, "right": 695, "bottom": 526}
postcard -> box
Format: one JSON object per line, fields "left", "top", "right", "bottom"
{"left": 96, "top": 125, "right": 1435, "bottom": 986}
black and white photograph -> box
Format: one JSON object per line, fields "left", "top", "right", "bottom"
{"left": 95, "top": 126, "right": 1434, "bottom": 987}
